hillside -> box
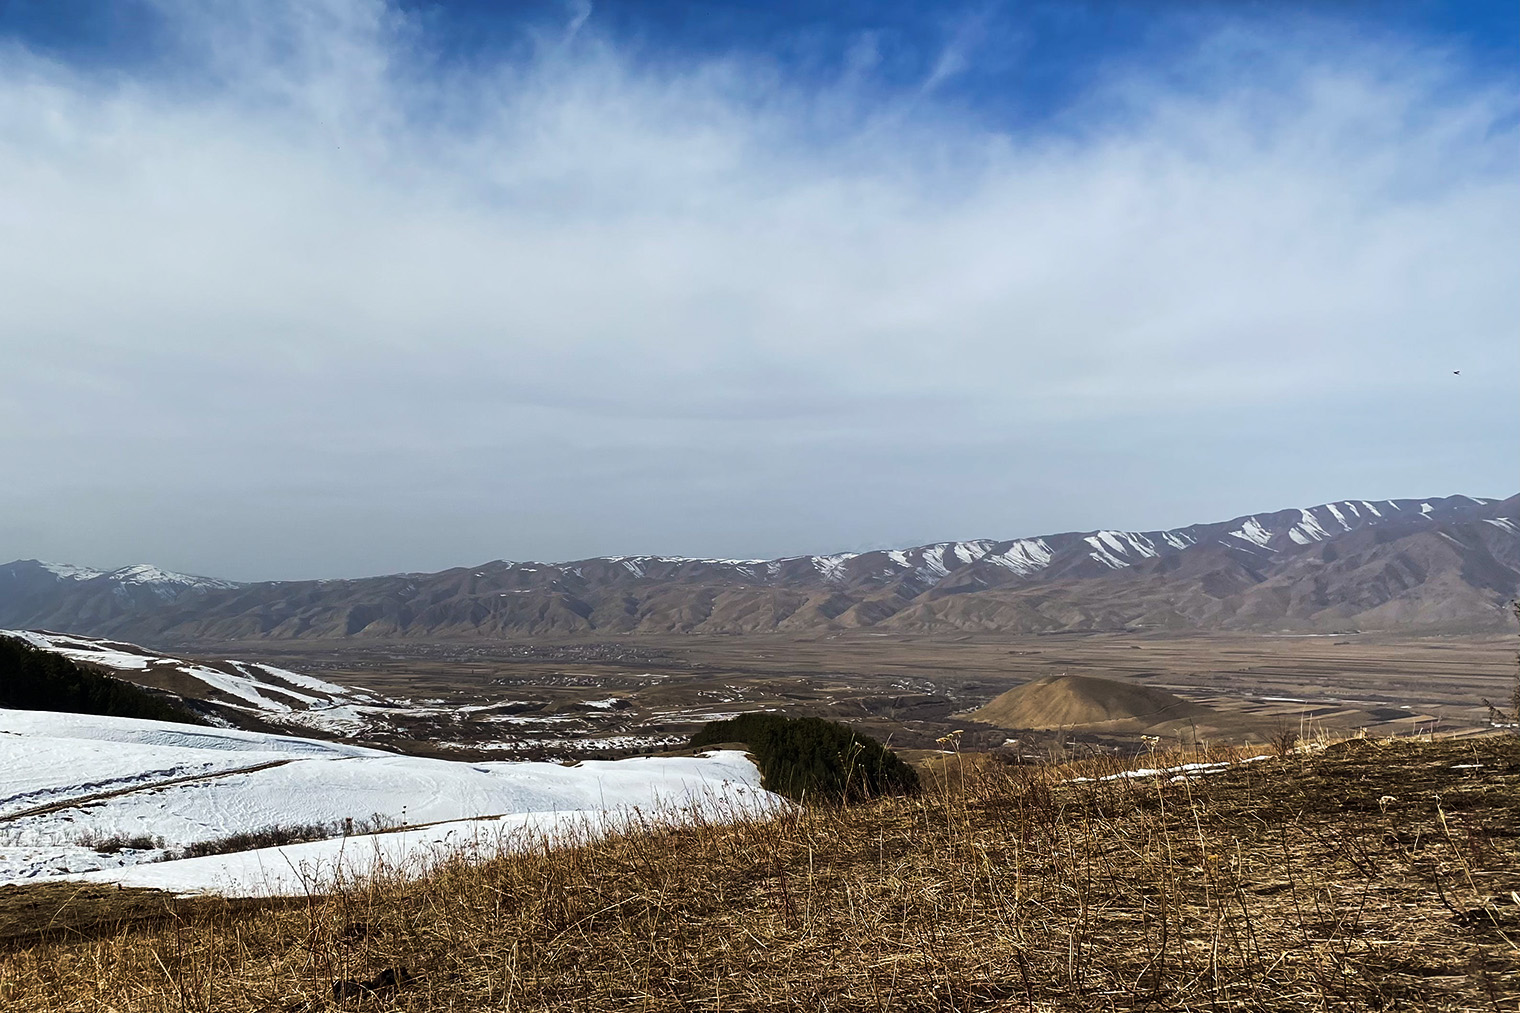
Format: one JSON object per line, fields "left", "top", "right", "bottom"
{"left": 968, "top": 673, "right": 1210, "bottom": 730}
{"left": 0, "top": 629, "right": 393, "bottom": 739}
{"left": 0, "top": 636, "right": 203, "bottom": 726}
{"left": 3, "top": 735, "right": 1516, "bottom": 1010}
{"left": 2, "top": 494, "right": 1515, "bottom": 644}
{"left": 0, "top": 707, "right": 775, "bottom": 889}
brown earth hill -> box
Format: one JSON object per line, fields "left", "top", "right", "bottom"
{"left": 969, "top": 674, "right": 1211, "bottom": 731}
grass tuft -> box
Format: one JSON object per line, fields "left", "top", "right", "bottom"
{"left": 3, "top": 734, "right": 1517, "bottom": 1011}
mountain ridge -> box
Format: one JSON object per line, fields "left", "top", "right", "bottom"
{"left": 3, "top": 494, "right": 1515, "bottom": 643}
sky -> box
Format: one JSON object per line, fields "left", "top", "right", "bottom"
{"left": 0, "top": 0, "right": 1515, "bottom": 581}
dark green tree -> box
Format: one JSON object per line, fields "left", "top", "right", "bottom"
{"left": 0, "top": 636, "right": 205, "bottom": 725}
{"left": 690, "top": 713, "right": 919, "bottom": 803}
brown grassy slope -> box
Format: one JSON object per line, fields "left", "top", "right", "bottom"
{"left": 969, "top": 673, "right": 1211, "bottom": 730}
{"left": 2, "top": 735, "right": 1517, "bottom": 1012}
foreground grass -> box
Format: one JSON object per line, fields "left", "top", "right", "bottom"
{"left": 2, "top": 736, "right": 1517, "bottom": 1011}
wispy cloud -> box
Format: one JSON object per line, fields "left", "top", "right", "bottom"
{"left": 0, "top": 0, "right": 1513, "bottom": 578}
{"left": 562, "top": 0, "right": 593, "bottom": 46}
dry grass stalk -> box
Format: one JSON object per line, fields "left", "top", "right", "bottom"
{"left": 1, "top": 734, "right": 1516, "bottom": 1011}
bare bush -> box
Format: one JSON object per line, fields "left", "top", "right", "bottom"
{"left": 75, "top": 830, "right": 164, "bottom": 854}
{"left": 1270, "top": 719, "right": 1300, "bottom": 757}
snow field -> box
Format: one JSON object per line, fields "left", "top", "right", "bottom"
{"left": 69, "top": 801, "right": 759, "bottom": 898}
{"left": 0, "top": 708, "right": 781, "bottom": 894}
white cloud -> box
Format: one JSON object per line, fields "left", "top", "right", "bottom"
{"left": 0, "top": 0, "right": 1514, "bottom": 577}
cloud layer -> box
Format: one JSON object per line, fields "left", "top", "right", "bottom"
{"left": 1, "top": 1, "right": 1514, "bottom": 578}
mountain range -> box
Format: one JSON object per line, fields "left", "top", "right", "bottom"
{"left": 3, "top": 494, "right": 1516, "bottom": 645}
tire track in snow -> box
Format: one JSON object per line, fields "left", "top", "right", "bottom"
{"left": 0, "top": 758, "right": 308, "bottom": 823}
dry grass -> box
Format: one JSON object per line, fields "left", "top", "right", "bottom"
{"left": 2, "top": 735, "right": 1517, "bottom": 1011}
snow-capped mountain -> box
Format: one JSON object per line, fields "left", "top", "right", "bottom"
{"left": 4, "top": 560, "right": 239, "bottom": 610}
{"left": 28, "top": 561, "right": 240, "bottom": 591}
{"left": 2, "top": 494, "right": 1514, "bottom": 639}
{"left": 0, "top": 561, "right": 243, "bottom": 642}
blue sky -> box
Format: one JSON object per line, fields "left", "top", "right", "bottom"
{"left": 8, "top": 1, "right": 1515, "bottom": 110}
{"left": 0, "top": 1, "right": 1515, "bottom": 579}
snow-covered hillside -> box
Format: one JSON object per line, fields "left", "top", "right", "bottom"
{"left": 2, "top": 629, "right": 391, "bottom": 735}
{"left": 0, "top": 709, "right": 778, "bottom": 895}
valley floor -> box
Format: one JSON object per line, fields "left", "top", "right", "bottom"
{"left": 3, "top": 734, "right": 1516, "bottom": 1011}
{"left": 195, "top": 630, "right": 1518, "bottom": 756}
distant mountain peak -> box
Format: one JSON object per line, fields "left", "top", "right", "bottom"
{"left": 23, "top": 559, "right": 240, "bottom": 590}
{"left": 12, "top": 556, "right": 243, "bottom": 596}
{"left": 37, "top": 561, "right": 106, "bottom": 581}
{"left": 101, "top": 564, "right": 241, "bottom": 590}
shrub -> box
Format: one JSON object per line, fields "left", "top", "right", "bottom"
{"left": 689, "top": 713, "right": 920, "bottom": 803}
{"left": 1270, "top": 719, "right": 1300, "bottom": 757}
{"left": 175, "top": 815, "right": 397, "bottom": 860}
{"left": 76, "top": 831, "right": 165, "bottom": 854}
{"left": 179, "top": 823, "right": 340, "bottom": 860}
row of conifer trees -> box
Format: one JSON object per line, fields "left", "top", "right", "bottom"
{"left": 0, "top": 635, "right": 203, "bottom": 724}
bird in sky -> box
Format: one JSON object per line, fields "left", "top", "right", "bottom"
{"left": 1453, "top": 370, "right": 1461, "bottom": 375}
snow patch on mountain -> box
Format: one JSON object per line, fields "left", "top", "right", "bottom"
{"left": 1083, "top": 531, "right": 1160, "bottom": 570}
{"left": 1084, "top": 536, "right": 1128, "bottom": 570}
{"left": 1289, "top": 509, "right": 1333, "bottom": 546}
{"left": 919, "top": 546, "right": 951, "bottom": 579}
{"left": 986, "top": 539, "right": 1053, "bottom": 576}
{"left": 952, "top": 541, "right": 993, "bottom": 566}
{"left": 1324, "top": 503, "right": 1352, "bottom": 530}
{"left": 38, "top": 562, "right": 107, "bottom": 581}
{"left": 812, "top": 553, "right": 856, "bottom": 582}
{"left": 3, "top": 630, "right": 158, "bottom": 669}
{"left": 1228, "top": 518, "right": 1274, "bottom": 549}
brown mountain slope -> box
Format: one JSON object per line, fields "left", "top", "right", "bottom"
{"left": 889, "top": 509, "right": 1519, "bottom": 635}
{"left": 2, "top": 494, "right": 1514, "bottom": 644}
